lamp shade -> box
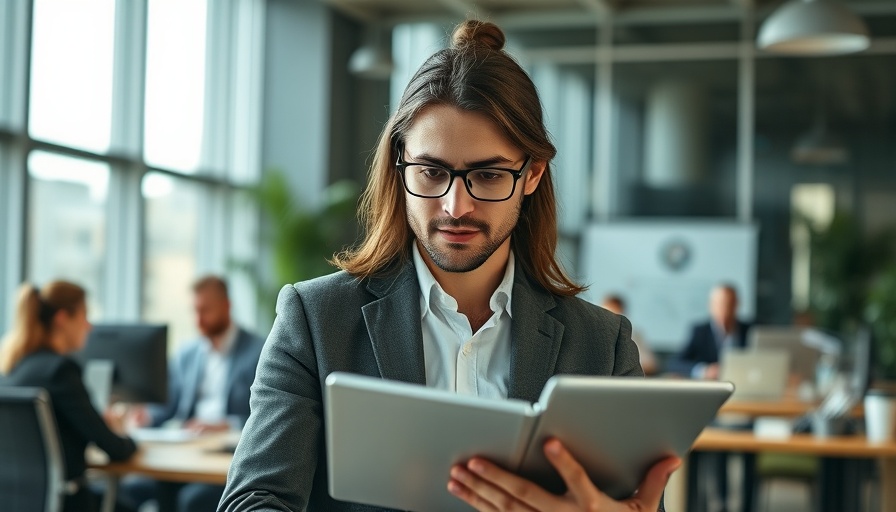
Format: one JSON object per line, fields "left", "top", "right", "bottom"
{"left": 791, "top": 124, "right": 849, "bottom": 165}
{"left": 757, "top": 0, "right": 870, "bottom": 55}
{"left": 349, "top": 44, "right": 394, "bottom": 80}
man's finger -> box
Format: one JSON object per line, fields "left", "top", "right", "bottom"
{"left": 631, "top": 456, "right": 682, "bottom": 508}
{"left": 447, "top": 475, "right": 500, "bottom": 512}
{"left": 456, "top": 459, "right": 548, "bottom": 511}
{"left": 542, "top": 439, "right": 604, "bottom": 506}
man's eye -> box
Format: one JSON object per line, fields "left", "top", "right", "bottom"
{"left": 476, "top": 171, "right": 502, "bottom": 181}
{"left": 419, "top": 167, "right": 446, "bottom": 179}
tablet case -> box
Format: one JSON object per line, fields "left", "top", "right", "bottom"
{"left": 325, "top": 372, "right": 733, "bottom": 511}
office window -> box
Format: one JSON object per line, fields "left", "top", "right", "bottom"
{"left": 612, "top": 60, "right": 739, "bottom": 217}
{"left": 144, "top": 0, "right": 208, "bottom": 173}
{"left": 0, "top": 0, "right": 265, "bottom": 337}
{"left": 142, "top": 172, "right": 203, "bottom": 349}
{"left": 530, "top": 63, "right": 593, "bottom": 236}
{"left": 27, "top": 151, "right": 109, "bottom": 318}
{"left": 29, "top": 0, "right": 116, "bottom": 153}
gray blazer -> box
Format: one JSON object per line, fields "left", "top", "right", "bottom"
{"left": 219, "top": 260, "right": 643, "bottom": 511}
{"left": 148, "top": 327, "right": 264, "bottom": 428}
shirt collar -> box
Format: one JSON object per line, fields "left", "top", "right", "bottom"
{"left": 203, "top": 322, "right": 238, "bottom": 355}
{"left": 412, "top": 243, "right": 515, "bottom": 320}
{"left": 711, "top": 320, "right": 737, "bottom": 342}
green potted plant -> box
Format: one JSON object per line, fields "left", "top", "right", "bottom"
{"left": 866, "top": 263, "right": 896, "bottom": 385}
{"left": 804, "top": 210, "right": 892, "bottom": 335}
{"left": 863, "top": 263, "right": 896, "bottom": 441}
{"left": 232, "top": 170, "right": 360, "bottom": 318}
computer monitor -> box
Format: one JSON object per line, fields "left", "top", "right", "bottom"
{"left": 73, "top": 324, "right": 168, "bottom": 405}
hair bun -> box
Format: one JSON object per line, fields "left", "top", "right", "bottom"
{"left": 451, "top": 20, "right": 505, "bottom": 51}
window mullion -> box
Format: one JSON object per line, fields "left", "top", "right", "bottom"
{"left": 105, "top": 0, "right": 148, "bottom": 320}
{"left": 0, "top": 0, "right": 32, "bottom": 333}
{"left": 110, "top": 0, "right": 148, "bottom": 157}
{"left": 231, "top": 0, "right": 265, "bottom": 185}
{"left": 103, "top": 164, "right": 143, "bottom": 321}
{"left": 0, "top": 0, "right": 32, "bottom": 131}
{"left": 195, "top": 183, "right": 227, "bottom": 273}
{"left": 201, "top": 0, "right": 233, "bottom": 174}
{"left": 0, "top": 144, "right": 28, "bottom": 331}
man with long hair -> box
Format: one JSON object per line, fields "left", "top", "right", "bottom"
{"left": 220, "top": 19, "right": 678, "bottom": 512}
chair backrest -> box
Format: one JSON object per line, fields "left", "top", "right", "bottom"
{"left": 0, "top": 386, "right": 67, "bottom": 512}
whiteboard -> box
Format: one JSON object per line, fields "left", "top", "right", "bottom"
{"left": 579, "top": 221, "right": 758, "bottom": 351}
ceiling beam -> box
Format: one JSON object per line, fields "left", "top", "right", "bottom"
{"left": 435, "top": 0, "right": 492, "bottom": 19}
{"left": 331, "top": 0, "right": 896, "bottom": 28}
{"left": 321, "top": 0, "right": 378, "bottom": 23}
{"left": 574, "top": 0, "right": 612, "bottom": 16}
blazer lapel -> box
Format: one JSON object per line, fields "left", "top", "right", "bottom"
{"left": 181, "top": 345, "right": 205, "bottom": 419}
{"left": 222, "top": 329, "right": 246, "bottom": 407}
{"left": 362, "top": 262, "right": 427, "bottom": 386}
{"left": 508, "top": 268, "right": 564, "bottom": 403}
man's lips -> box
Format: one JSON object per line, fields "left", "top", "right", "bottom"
{"left": 437, "top": 228, "right": 479, "bottom": 243}
{"left": 429, "top": 218, "right": 489, "bottom": 243}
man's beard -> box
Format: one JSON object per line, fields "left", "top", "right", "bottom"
{"left": 202, "top": 320, "right": 230, "bottom": 339}
{"left": 409, "top": 196, "right": 522, "bottom": 273}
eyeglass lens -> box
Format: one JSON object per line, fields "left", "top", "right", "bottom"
{"left": 403, "top": 166, "right": 515, "bottom": 200}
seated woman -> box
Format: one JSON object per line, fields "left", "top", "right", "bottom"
{"left": 0, "top": 280, "right": 137, "bottom": 512}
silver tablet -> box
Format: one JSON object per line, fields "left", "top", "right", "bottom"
{"left": 325, "top": 372, "right": 733, "bottom": 511}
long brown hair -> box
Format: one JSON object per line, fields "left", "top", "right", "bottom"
{"left": 0, "top": 281, "right": 86, "bottom": 374}
{"left": 333, "top": 20, "right": 585, "bottom": 296}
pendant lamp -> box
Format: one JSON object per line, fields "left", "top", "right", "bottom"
{"left": 349, "top": 26, "right": 394, "bottom": 80}
{"left": 757, "top": 0, "right": 870, "bottom": 55}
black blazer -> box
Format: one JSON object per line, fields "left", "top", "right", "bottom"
{"left": 667, "top": 320, "right": 751, "bottom": 376}
{"left": 2, "top": 350, "right": 137, "bottom": 480}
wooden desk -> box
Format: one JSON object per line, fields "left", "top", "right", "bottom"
{"left": 720, "top": 398, "right": 863, "bottom": 417}
{"left": 694, "top": 428, "right": 896, "bottom": 457}
{"left": 94, "top": 429, "right": 895, "bottom": 512}
{"left": 680, "top": 428, "right": 896, "bottom": 512}
{"left": 89, "top": 434, "right": 232, "bottom": 512}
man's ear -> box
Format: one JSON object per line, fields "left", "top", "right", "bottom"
{"left": 52, "top": 309, "right": 69, "bottom": 327}
{"left": 522, "top": 160, "right": 547, "bottom": 195}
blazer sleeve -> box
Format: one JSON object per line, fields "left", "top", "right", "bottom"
{"left": 147, "top": 350, "right": 184, "bottom": 427}
{"left": 52, "top": 359, "right": 137, "bottom": 461}
{"left": 219, "top": 285, "right": 324, "bottom": 512}
{"left": 613, "top": 314, "right": 645, "bottom": 377}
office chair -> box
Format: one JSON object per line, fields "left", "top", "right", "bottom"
{"left": 0, "top": 386, "right": 68, "bottom": 512}
{"left": 756, "top": 452, "right": 819, "bottom": 512}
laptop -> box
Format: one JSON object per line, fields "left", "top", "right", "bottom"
{"left": 720, "top": 348, "right": 791, "bottom": 401}
{"left": 749, "top": 326, "right": 821, "bottom": 384}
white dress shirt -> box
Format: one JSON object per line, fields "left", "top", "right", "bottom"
{"left": 413, "top": 244, "right": 514, "bottom": 399}
{"left": 194, "top": 322, "right": 238, "bottom": 423}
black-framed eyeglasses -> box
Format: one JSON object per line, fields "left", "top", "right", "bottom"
{"left": 396, "top": 150, "right": 532, "bottom": 202}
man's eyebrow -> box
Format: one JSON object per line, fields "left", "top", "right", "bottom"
{"left": 410, "top": 152, "right": 516, "bottom": 169}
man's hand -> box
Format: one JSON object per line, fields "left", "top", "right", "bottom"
{"left": 103, "top": 404, "right": 128, "bottom": 436}
{"left": 447, "top": 438, "right": 681, "bottom": 512}
{"left": 124, "top": 404, "right": 151, "bottom": 429}
{"left": 703, "top": 363, "right": 720, "bottom": 380}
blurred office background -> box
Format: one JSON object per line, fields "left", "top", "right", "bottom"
{"left": 1, "top": 0, "right": 895, "bottom": 358}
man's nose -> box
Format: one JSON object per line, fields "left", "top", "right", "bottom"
{"left": 442, "top": 176, "right": 476, "bottom": 219}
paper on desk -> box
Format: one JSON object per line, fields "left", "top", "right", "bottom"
{"left": 129, "top": 427, "right": 199, "bottom": 443}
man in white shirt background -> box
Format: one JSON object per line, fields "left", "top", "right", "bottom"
{"left": 122, "top": 275, "right": 264, "bottom": 512}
